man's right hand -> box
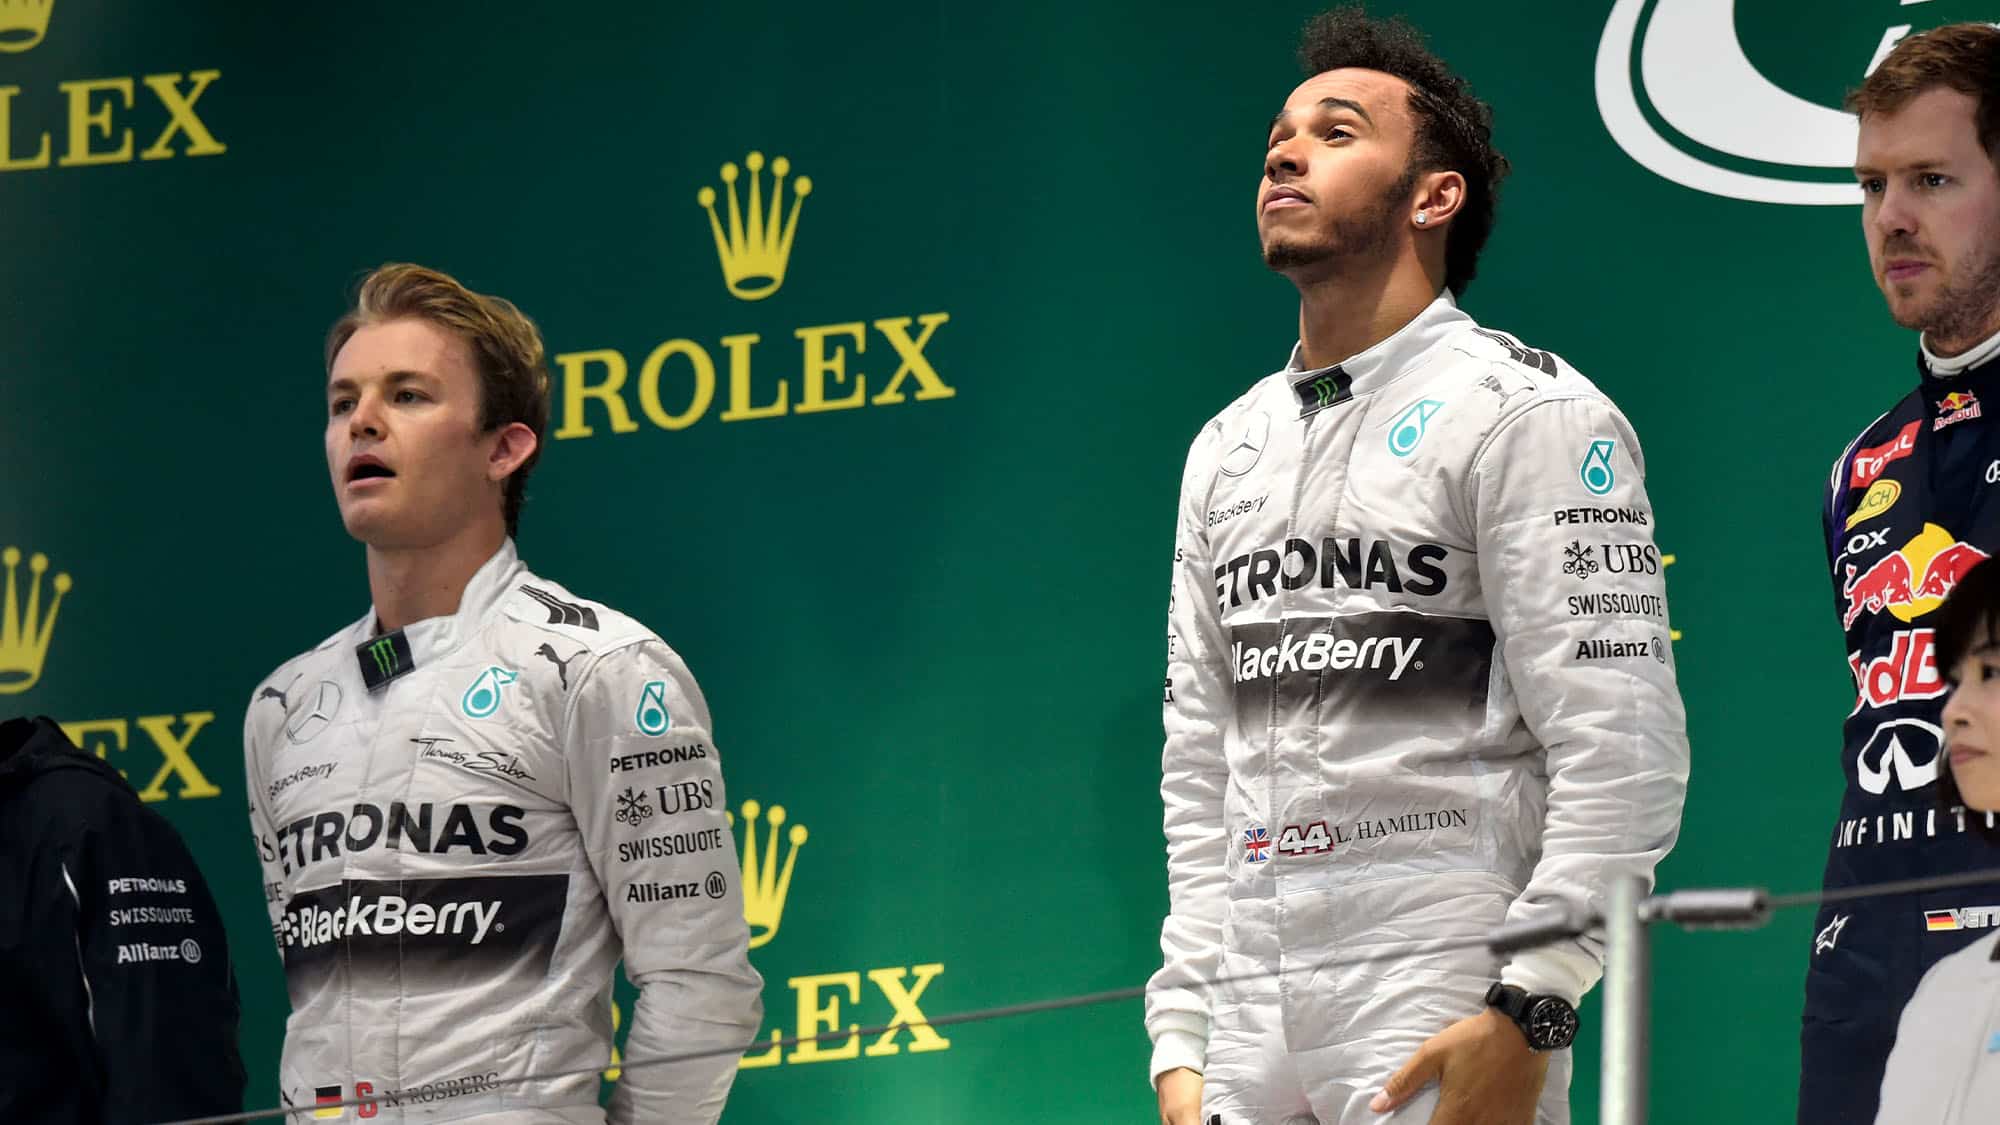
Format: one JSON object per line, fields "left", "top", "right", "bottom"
{"left": 1156, "top": 1067, "right": 1204, "bottom": 1125}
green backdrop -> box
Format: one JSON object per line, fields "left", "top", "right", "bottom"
{"left": 3, "top": 1, "right": 1987, "bottom": 1120}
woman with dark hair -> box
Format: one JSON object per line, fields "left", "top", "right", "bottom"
{"left": 1876, "top": 557, "right": 2000, "bottom": 1122}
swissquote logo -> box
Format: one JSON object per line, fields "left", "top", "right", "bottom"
{"left": 553, "top": 148, "right": 956, "bottom": 438}
{"left": 1596, "top": 1, "right": 1994, "bottom": 206}
{"left": 2, "top": 541, "right": 220, "bottom": 803}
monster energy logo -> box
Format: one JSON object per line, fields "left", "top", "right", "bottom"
{"left": 355, "top": 629, "right": 415, "bottom": 690}
{"left": 367, "top": 637, "right": 398, "bottom": 677}
{"left": 1292, "top": 368, "right": 1350, "bottom": 417}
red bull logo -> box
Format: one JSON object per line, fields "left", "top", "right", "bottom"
{"left": 1849, "top": 628, "right": 1945, "bottom": 713}
{"left": 1935, "top": 390, "right": 1982, "bottom": 432}
{"left": 1849, "top": 421, "right": 1919, "bottom": 489}
{"left": 1841, "top": 523, "right": 1988, "bottom": 628}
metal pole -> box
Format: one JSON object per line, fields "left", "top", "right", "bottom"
{"left": 1601, "top": 874, "right": 1650, "bottom": 1125}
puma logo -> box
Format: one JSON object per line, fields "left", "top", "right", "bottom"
{"left": 258, "top": 675, "right": 300, "bottom": 710}
{"left": 536, "top": 643, "right": 586, "bottom": 690}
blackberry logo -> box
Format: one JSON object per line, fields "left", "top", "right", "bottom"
{"left": 283, "top": 892, "right": 501, "bottom": 950}
{"left": 277, "top": 877, "right": 567, "bottom": 973}
{"left": 1232, "top": 633, "right": 1423, "bottom": 684}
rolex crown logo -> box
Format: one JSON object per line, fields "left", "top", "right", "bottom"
{"left": 697, "top": 151, "right": 811, "bottom": 302}
{"left": 0, "top": 546, "right": 72, "bottom": 694}
{"left": 730, "top": 799, "right": 807, "bottom": 949}
{"left": 0, "top": 0, "right": 53, "bottom": 53}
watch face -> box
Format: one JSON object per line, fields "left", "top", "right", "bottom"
{"left": 1527, "top": 998, "right": 1580, "bottom": 1049}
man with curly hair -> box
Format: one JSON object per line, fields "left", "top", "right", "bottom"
{"left": 1145, "top": 9, "right": 1690, "bottom": 1124}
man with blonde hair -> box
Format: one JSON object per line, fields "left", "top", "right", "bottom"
{"left": 244, "top": 263, "right": 761, "bottom": 1123}
{"left": 1805, "top": 22, "right": 2000, "bottom": 1124}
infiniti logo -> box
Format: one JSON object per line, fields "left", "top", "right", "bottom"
{"left": 1220, "top": 411, "right": 1270, "bottom": 478}
{"left": 1856, "top": 717, "right": 1944, "bottom": 796}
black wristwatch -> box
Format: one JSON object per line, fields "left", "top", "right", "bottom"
{"left": 1484, "top": 982, "right": 1580, "bottom": 1051}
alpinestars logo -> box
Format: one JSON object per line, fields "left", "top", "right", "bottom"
{"left": 1232, "top": 632, "right": 1423, "bottom": 684}
{"left": 282, "top": 892, "right": 502, "bottom": 952}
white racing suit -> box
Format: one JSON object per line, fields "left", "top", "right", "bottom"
{"left": 1875, "top": 931, "right": 2000, "bottom": 1124}
{"left": 245, "top": 540, "right": 762, "bottom": 1123}
{"left": 1145, "top": 295, "right": 1691, "bottom": 1124}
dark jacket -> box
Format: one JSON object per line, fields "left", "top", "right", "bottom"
{"left": 0, "top": 715, "right": 245, "bottom": 1123}
{"left": 1803, "top": 343, "right": 2000, "bottom": 1124}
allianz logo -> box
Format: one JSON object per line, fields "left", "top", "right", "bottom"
{"left": 1596, "top": 1, "right": 1997, "bottom": 206}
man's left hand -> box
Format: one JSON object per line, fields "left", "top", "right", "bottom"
{"left": 1369, "top": 1008, "right": 1552, "bottom": 1124}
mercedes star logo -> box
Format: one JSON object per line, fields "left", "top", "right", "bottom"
{"left": 1220, "top": 411, "right": 1271, "bottom": 478}
{"left": 285, "top": 681, "right": 343, "bottom": 745}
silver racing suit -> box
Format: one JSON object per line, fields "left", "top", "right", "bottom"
{"left": 1145, "top": 295, "right": 1690, "bottom": 1124}
{"left": 245, "top": 540, "right": 762, "bottom": 1123}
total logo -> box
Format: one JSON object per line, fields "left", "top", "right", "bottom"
{"left": 1596, "top": 2, "right": 1989, "bottom": 205}
{"left": 1840, "top": 523, "right": 1988, "bottom": 629}
{"left": 1850, "top": 422, "right": 1920, "bottom": 491}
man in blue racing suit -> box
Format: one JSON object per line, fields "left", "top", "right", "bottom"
{"left": 1801, "top": 23, "right": 2000, "bottom": 1124}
